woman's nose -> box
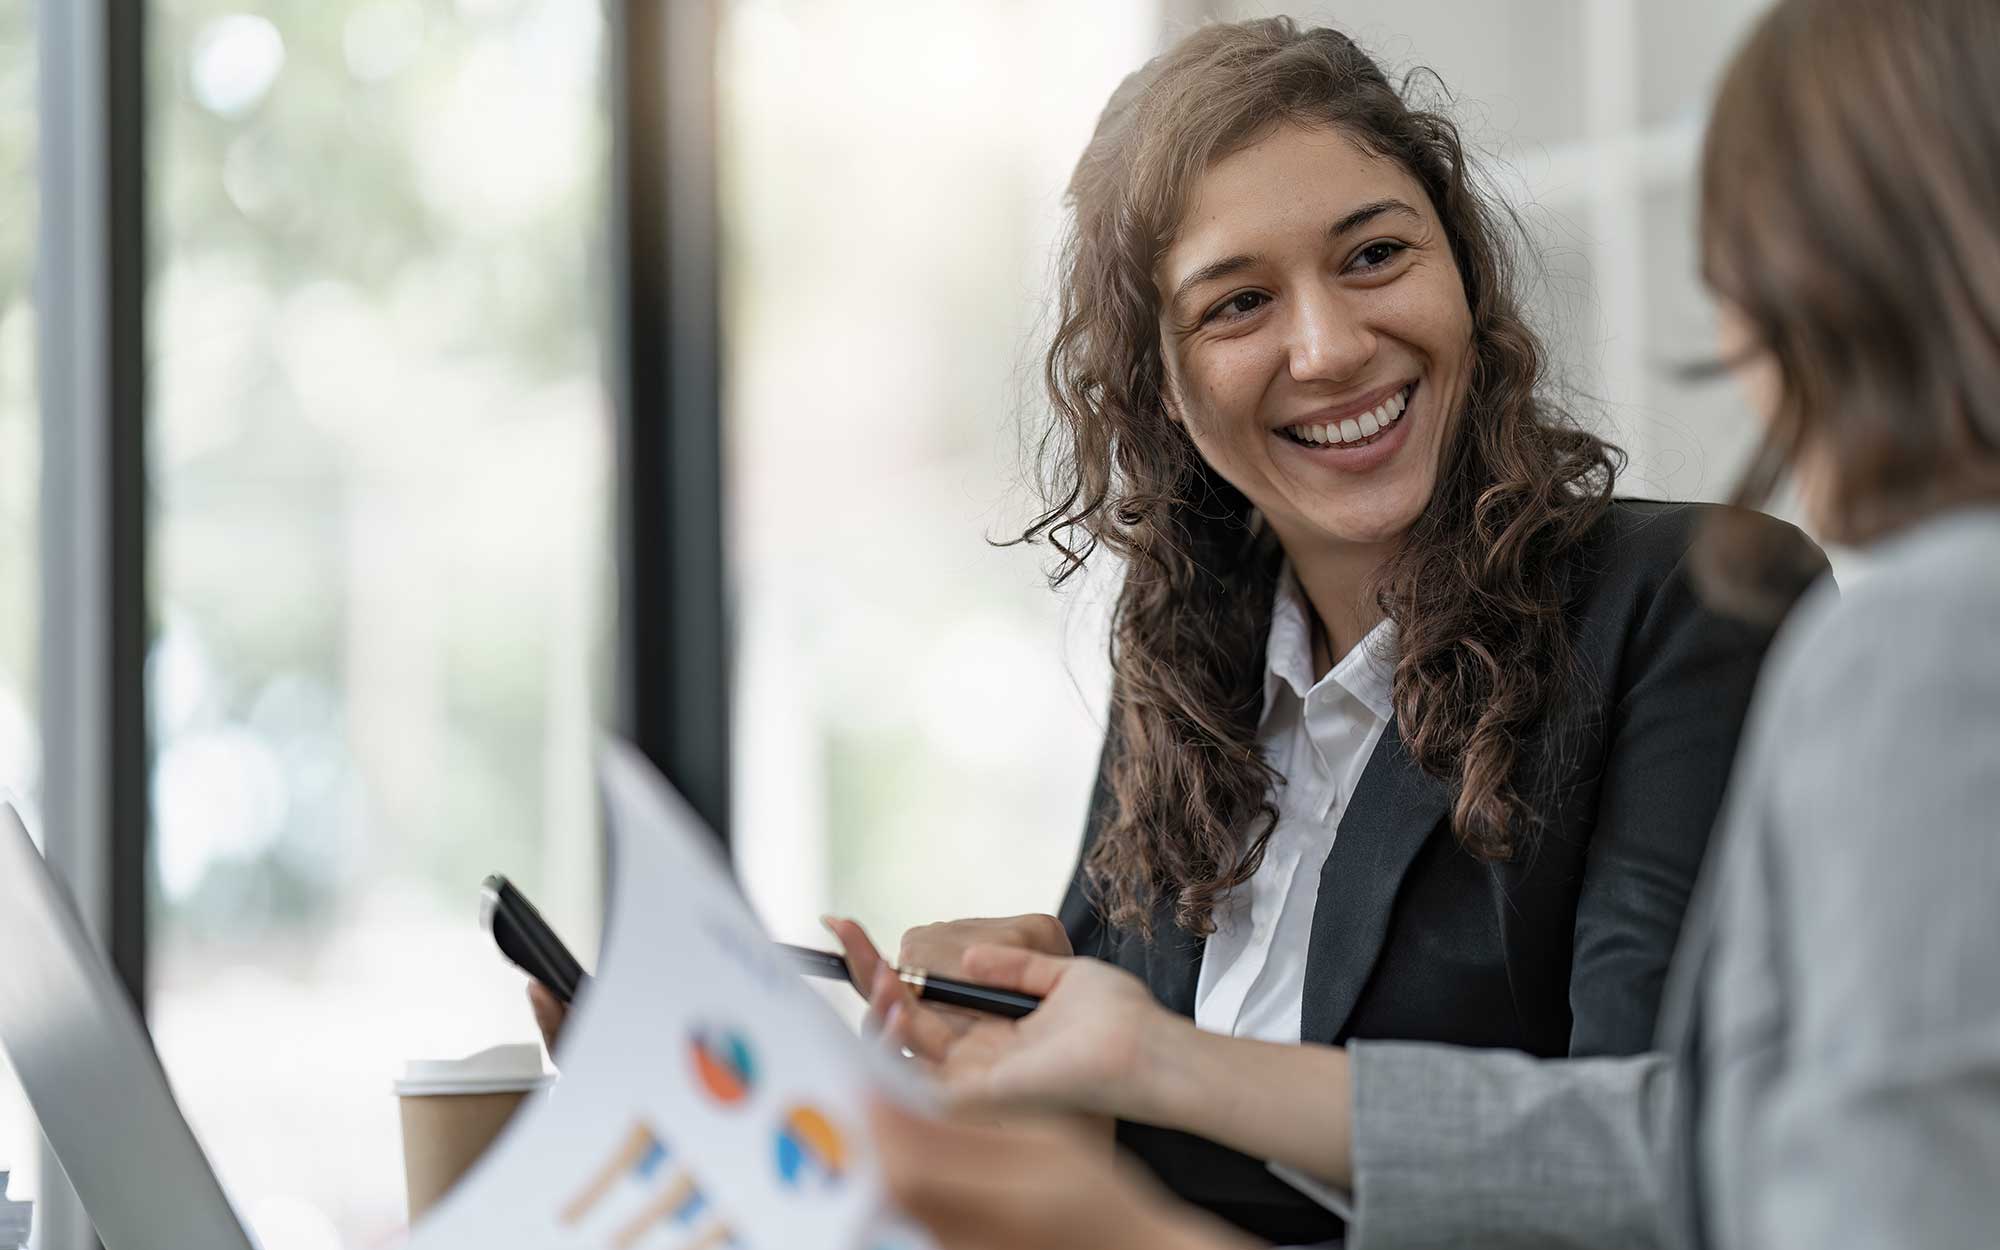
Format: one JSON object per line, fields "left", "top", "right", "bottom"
{"left": 1285, "top": 287, "right": 1375, "bottom": 384}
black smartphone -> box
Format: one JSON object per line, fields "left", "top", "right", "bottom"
{"left": 480, "top": 873, "right": 589, "bottom": 1005}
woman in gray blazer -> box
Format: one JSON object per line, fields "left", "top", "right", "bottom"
{"left": 861, "top": 0, "right": 2000, "bottom": 1247}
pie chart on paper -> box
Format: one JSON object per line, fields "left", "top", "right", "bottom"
{"left": 774, "top": 1105, "right": 848, "bottom": 1191}
{"left": 689, "top": 1027, "right": 758, "bottom": 1106}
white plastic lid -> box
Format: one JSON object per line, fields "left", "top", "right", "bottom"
{"left": 393, "top": 1043, "right": 555, "bottom": 1097}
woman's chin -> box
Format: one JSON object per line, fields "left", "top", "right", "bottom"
{"left": 1292, "top": 492, "right": 1431, "bottom": 551}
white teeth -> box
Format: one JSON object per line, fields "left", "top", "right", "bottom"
{"left": 1286, "top": 385, "right": 1414, "bottom": 446}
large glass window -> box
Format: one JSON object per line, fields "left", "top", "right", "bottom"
{"left": 146, "top": 1, "right": 613, "bottom": 1242}
{"left": 0, "top": 0, "right": 40, "bottom": 1213}
{"left": 722, "top": 0, "right": 1160, "bottom": 948}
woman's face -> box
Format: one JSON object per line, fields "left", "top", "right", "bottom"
{"left": 1154, "top": 122, "right": 1474, "bottom": 557}
{"left": 1715, "top": 298, "right": 1835, "bottom": 530}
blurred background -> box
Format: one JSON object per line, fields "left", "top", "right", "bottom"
{"left": 0, "top": 0, "right": 1780, "bottom": 1246}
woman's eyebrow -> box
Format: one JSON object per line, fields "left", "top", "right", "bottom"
{"left": 1169, "top": 253, "right": 1261, "bottom": 311}
{"left": 1328, "top": 197, "right": 1422, "bottom": 239}
{"left": 1167, "top": 198, "right": 1425, "bottom": 311}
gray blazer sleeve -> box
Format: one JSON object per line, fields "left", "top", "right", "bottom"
{"left": 1698, "top": 539, "right": 2000, "bottom": 1250}
{"left": 1340, "top": 518, "right": 2000, "bottom": 1250}
{"left": 1342, "top": 1042, "right": 1677, "bottom": 1250}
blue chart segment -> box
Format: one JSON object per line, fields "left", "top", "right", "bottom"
{"left": 774, "top": 1105, "right": 848, "bottom": 1192}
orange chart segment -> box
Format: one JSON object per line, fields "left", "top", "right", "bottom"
{"left": 689, "top": 1027, "right": 757, "bottom": 1107}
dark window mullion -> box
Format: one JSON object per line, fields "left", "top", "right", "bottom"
{"left": 610, "top": 0, "right": 730, "bottom": 844}
{"left": 103, "top": 0, "right": 149, "bottom": 1016}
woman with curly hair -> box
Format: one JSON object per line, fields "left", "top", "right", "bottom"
{"left": 828, "top": 15, "right": 1822, "bottom": 1246}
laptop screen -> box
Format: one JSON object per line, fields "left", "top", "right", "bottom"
{"left": 0, "top": 804, "right": 258, "bottom": 1250}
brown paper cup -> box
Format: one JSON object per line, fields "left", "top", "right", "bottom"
{"left": 398, "top": 1088, "right": 531, "bottom": 1220}
{"left": 395, "top": 1044, "right": 553, "bottom": 1222}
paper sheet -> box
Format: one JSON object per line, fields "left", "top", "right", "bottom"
{"left": 406, "top": 740, "right": 938, "bottom": 1250}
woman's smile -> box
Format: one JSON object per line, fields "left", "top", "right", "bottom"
{"left": 1274, "top": 379, "right": 1417, "bottom": 473}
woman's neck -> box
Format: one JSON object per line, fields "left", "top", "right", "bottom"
{"left": 1287, "top": 540, "right": 1393, "bottom": 678}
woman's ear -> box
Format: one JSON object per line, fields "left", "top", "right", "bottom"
{"left": 1156, "top": 360, "right": 1187, "bottom": 427}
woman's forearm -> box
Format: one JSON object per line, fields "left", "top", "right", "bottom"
{"left": 1135, "top": 1014, "right": 1356, "bottom": 1190}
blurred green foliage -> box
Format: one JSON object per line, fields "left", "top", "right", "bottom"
{"left": 147, "top": 0, "right": 611, "bottom": 943}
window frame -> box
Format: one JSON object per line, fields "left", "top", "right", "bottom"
{"left": 30, "top": 1, "right": 729, "bottom": 1246}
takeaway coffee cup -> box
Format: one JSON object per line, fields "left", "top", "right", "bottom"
{"left": 395, "top": 1042, "right": 554, "bottom": 1221}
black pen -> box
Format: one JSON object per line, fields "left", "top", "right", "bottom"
{"left": 777, "top": 943, "right": 1041, "bottom": 1019}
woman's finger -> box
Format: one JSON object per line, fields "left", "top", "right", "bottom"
{"left": 861, "top": 963, "right": 963, "bottom": 1062}
{"left": 958, "top": 943, "right": 1071, "bottom": 997}
{"left": 897, "top": 914, "right": 1072, "bottom": 981}
{"left": 823, "top": 915, "right": 890, "bottom": 997}
{"left": 864, "top": 962, "right": 904, "bottom": 1037}
{"left": 527, "top": 981, "right": 568, "bottom": 1054}
{"left": 885, "top": 991, "right": 971, "bottom": 1063}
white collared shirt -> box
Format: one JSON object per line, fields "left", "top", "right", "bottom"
{"left": 1192, "top": 567, "right": 1397, "bottom": 1044}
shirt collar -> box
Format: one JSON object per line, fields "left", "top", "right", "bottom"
{"left": 1261, "top": 564, "right": 1399, "bottom": 725}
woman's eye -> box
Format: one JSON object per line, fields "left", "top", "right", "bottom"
{"left": 1352, "top": 241, "right": 1406, "bottom": 271}
{"left": 1206, "top": 290, "right": 1269, "bottom": 322}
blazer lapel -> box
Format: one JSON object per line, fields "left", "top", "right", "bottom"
{"left": 1143, "top": 895, "right": 1207, "bottom": 1019}
{"left": 1298, "top": 717, "right": 1452, "bottom": 1044}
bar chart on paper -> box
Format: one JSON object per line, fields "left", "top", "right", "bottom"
{"left": 559, "top": 1123, "right": 738, "bottom": 1250}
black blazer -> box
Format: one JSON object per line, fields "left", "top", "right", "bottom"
{"left": 1057, "top": 500, "right": 1827, "bottom": 1245}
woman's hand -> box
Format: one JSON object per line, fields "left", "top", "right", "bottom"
{"left": 824, "top": 912, "right": 1076, "bottom": 1063}
{"left": 832, "top": 919, "right": 1359, "bottom": 1191}
{"left": 826, "top": 918, "right": 1189, "bottom": 1122}
{"left": 896, "top": 913, "right": 1072, "bottom": 979}
{"left": 527, "top": 982, "right": 567, "bottom": 1054}
{"left": 869, "top": 1099, "right": 1258, "bottom": 1250}
{"left": 920, "top": 944, "right": 1183, "bottom": 1119}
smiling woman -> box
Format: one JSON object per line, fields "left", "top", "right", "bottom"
{"left": 856, "top": 17, "right": 1829, "bottom": 1245}
{"left": 1025, "top": 23, "right": 1642, "bottom": 947}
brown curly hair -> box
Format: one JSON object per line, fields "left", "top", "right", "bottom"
{"left": 1022, "top": 18, "right": 1621, "bottom": 937}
